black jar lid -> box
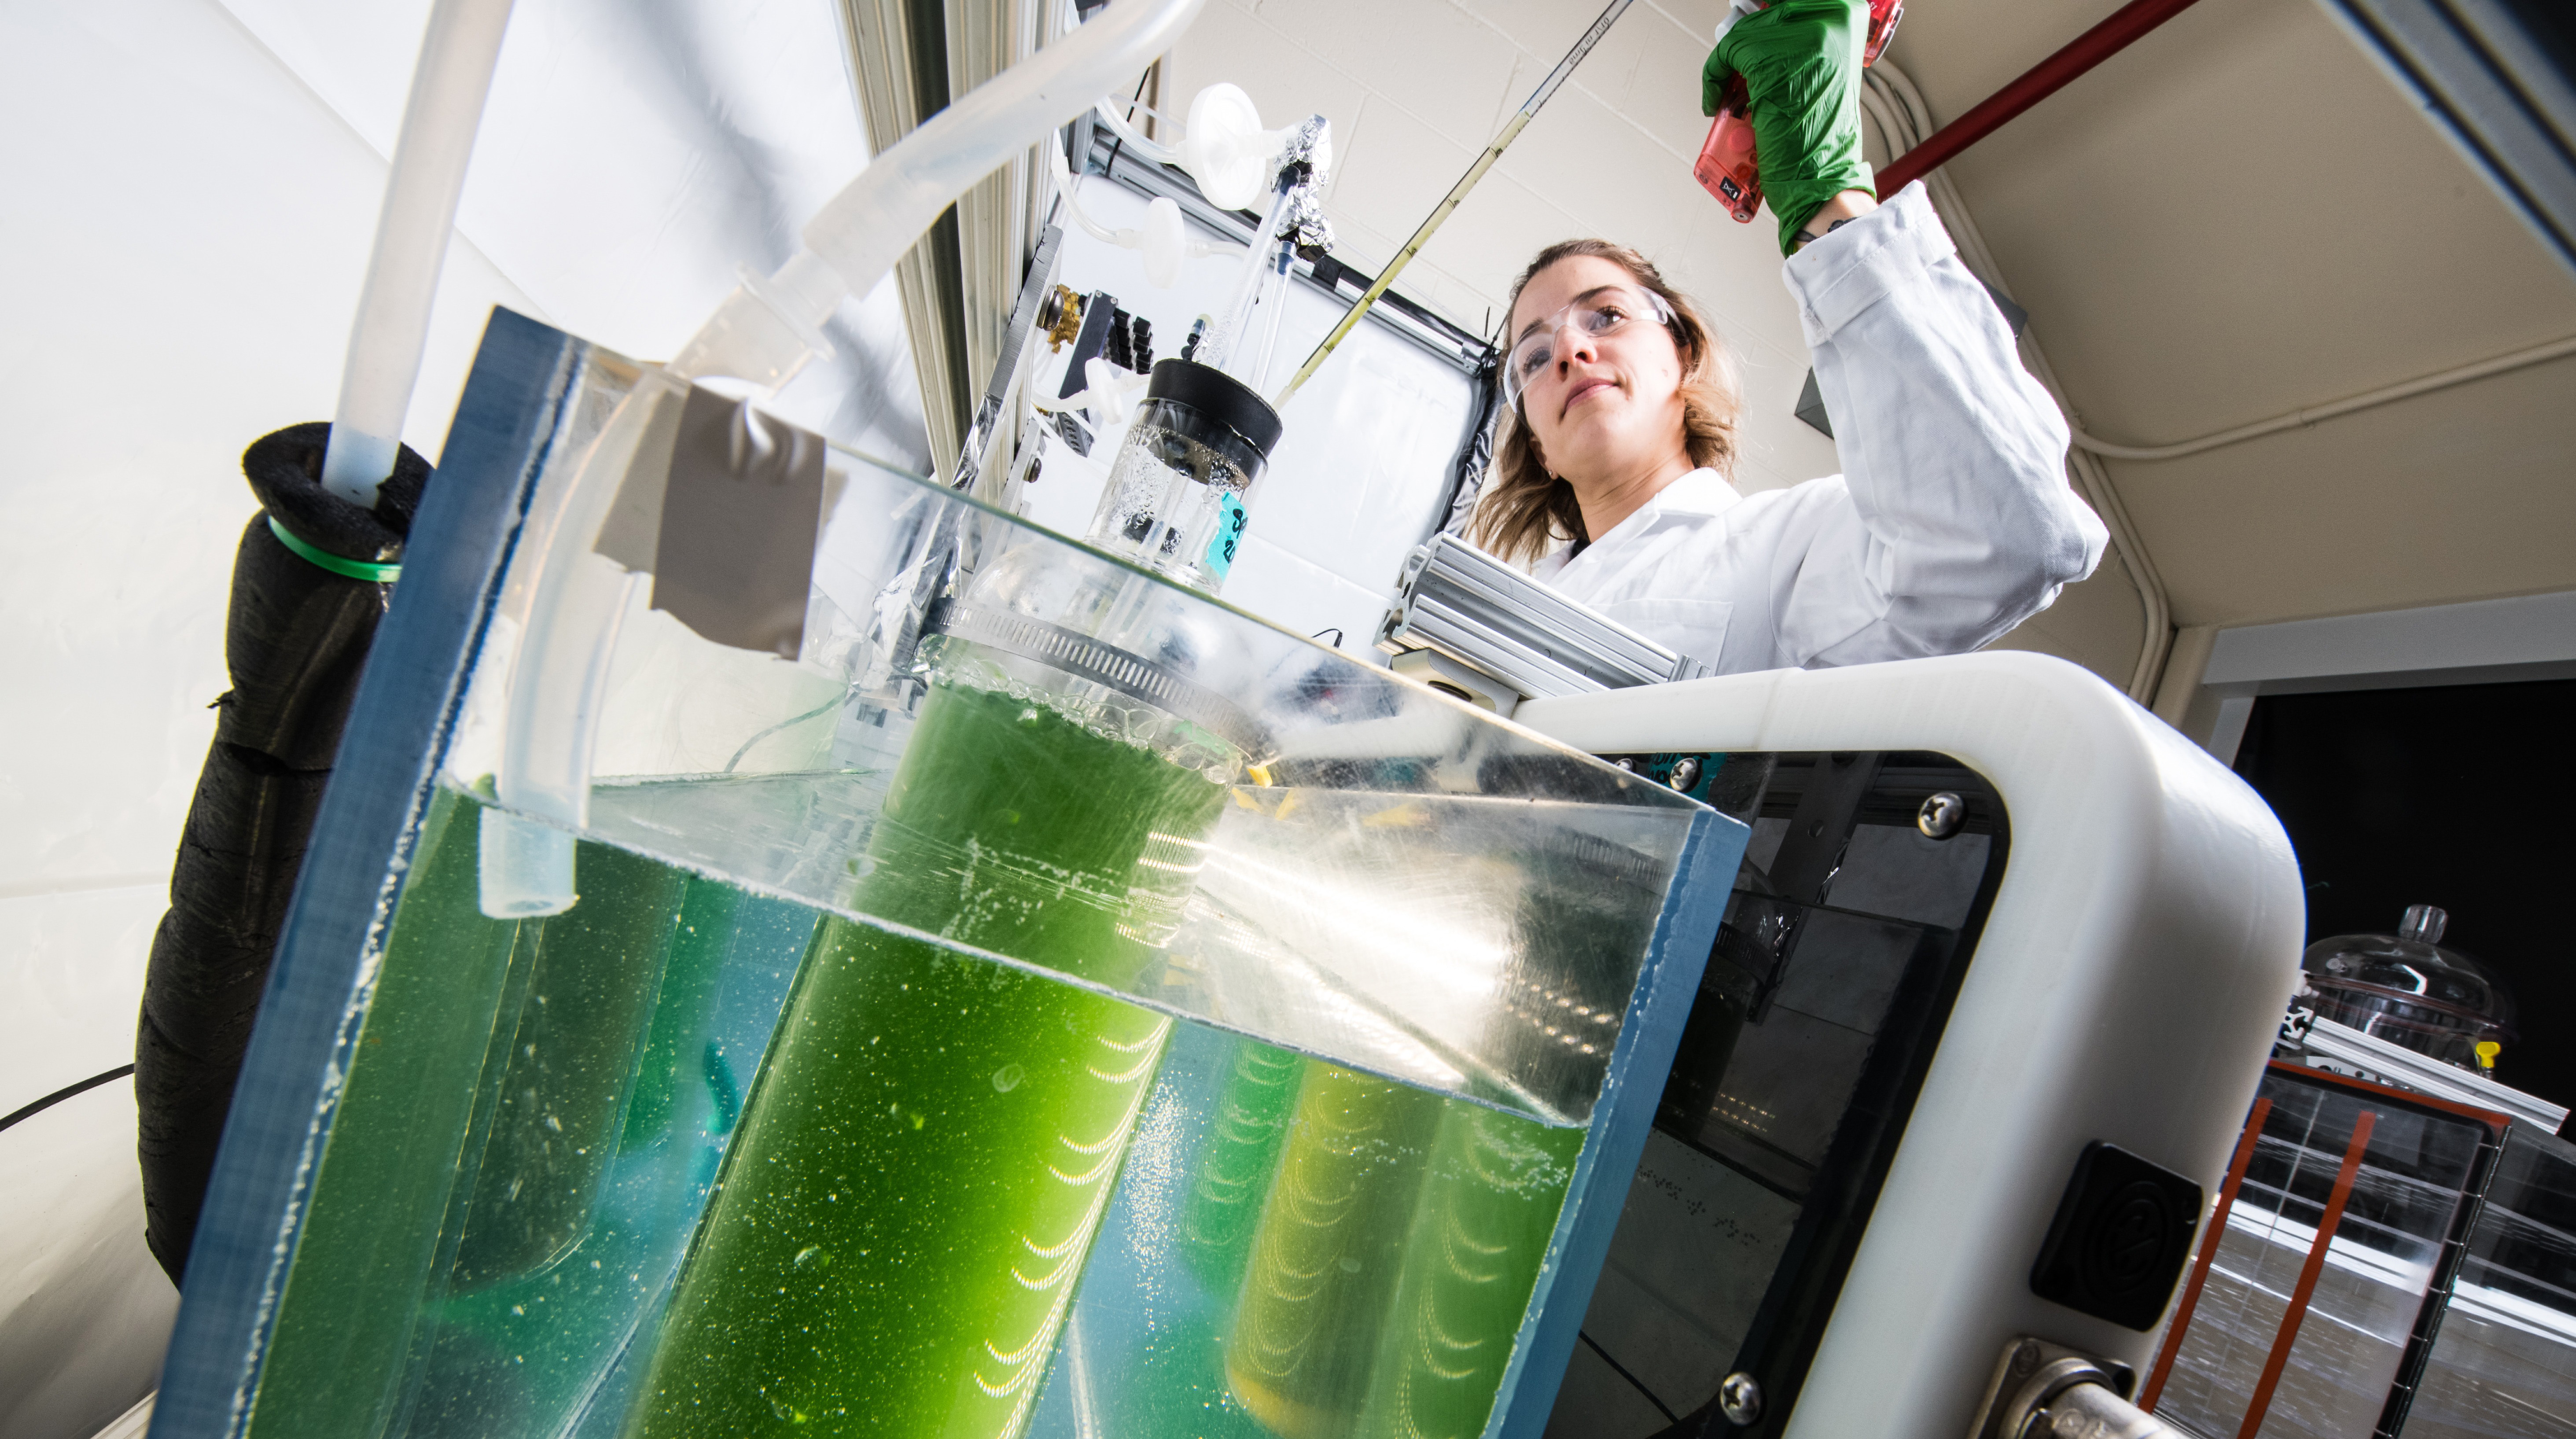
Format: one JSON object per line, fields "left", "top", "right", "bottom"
{"left": 1146, "top": 358, "right": 1284, "bottom": 458}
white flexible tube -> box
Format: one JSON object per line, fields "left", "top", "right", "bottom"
{"left": 320, "top": 0, "right": 515, "bottom": 505}
{"left": 482, "top": 0, "right": 1203, "bottom": 918}
{"left": 1047, "top": 134, "right": 1240, "bottom": 286}
{"left": 1093, "top": 96, "right": 1184, "bottom": 166}
{"left": 662, "top": 0, "right": 1206, "bottom": 387}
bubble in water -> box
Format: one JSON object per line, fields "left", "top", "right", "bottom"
{"left": 992, "top": 1064, "right": 1026, "bottom": 1093}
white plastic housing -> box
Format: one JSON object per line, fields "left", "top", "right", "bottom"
{"left": 1515, "top": 651, "right": 2306, "bottom": 1439}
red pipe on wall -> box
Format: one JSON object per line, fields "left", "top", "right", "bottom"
{"left": 1875, "top": 0, "right": 2213, "bottom": 196}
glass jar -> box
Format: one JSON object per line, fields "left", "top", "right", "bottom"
{"left": 1084, "top": 358, "right": 1283, "bottom": 594}
{"left": 2299, "top": 904, "right": 2516, "bottom": 1072}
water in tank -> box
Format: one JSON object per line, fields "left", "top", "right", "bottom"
{"left": 150, "top": 313, "right": 1743, "bottom": 1439}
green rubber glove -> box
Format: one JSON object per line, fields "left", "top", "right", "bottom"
{"left": 1700, "top": 0, "right": 1873, "bottom": 255}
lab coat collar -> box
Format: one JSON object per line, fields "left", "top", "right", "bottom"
{"left": 1543, "top": 468, "right": 1741, "bottom": 581}
{"left": 1645, "top": 468, "right": 1743, "bottom": 519}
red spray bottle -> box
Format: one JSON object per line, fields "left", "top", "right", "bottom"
{"left": 1696, "top": 0, "right": 1905, "bottom": 221}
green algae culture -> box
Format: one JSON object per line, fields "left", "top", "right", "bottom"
{"left": 629, "top": 669, "right": 1231, "bottom": 1439}
{"left": 1179, "top": 1039, "right": 1304, "bottom": 1298}
{"left": 1224, "top": 1063, "right": 1582, "bottom": 1439}
{"left": 394, "top": 873, "right": 816, "bottom": 1439}
{"left": 244, "top": 787, "right": 781, "bottom": 1439}
{"left": 1354, "top": 1102, "right": 1586, "bottom": 1439}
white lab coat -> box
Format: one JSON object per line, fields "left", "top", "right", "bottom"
{"left": 1522, "top": 182, "right": 2107, "bottom": 677}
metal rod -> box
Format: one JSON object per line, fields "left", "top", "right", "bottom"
{"left": 1271, "top": 0, "right": 1635, "bottom": 406}
{"left": 2139, "top": 1095, "right": 2273, "bottom": 1411}
{"left": 1874, "top": 0, "right": 2211, "bottom": 196}
{"left": 2237, "top": 1108, "right": 2377, "bottom": 1439}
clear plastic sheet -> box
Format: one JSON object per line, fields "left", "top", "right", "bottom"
{"left": 2152, "top": 1075, "right": 2488, "bottom": 1439}
{"left": 2404, "top": 1125, "right": 2576, "bottom": 1437}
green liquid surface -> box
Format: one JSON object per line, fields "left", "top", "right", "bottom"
{"left": 631, "top": 677, "right": 1229, "bottom": 1439}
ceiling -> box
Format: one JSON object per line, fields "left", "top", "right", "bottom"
{"left": 1869, "top": 0, "right": 2576, "bottom": 630}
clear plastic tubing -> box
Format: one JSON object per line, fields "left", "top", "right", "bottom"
{"left": 670, "top": 0, "right": 1211, "bottom": 387}
{"left": 485, "top": 0, "right": 1207, "bottom": 916}
{"left": 1244, "top": 236, "right": 1295, "bottom": 392}
{"left": 318, "top": 0, "right": 516, "bottom": 506}
{"left": 1192, "top": 180, "right": 1295, "bottom": 377}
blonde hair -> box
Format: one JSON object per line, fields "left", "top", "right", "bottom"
{"left": 1469, "top": 240, "right": 1742, "bottom": 566}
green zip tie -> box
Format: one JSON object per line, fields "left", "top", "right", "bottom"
{"left": 268, "top": 515, "right": 401, "bottom": 583}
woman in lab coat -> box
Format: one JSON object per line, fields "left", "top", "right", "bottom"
{"left": 1470, "top": 0, "right": 2106, "bottom": 676}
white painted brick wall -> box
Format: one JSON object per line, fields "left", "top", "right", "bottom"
{"left": 1164, "top": 0, "right": 1846, "bottom": 491}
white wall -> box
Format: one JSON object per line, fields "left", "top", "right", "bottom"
{"left": 1160, "top": 0, "right": 1846, "bottom": 496}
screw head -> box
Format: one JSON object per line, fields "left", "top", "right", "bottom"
{"left": 1719, "top": 1372, "right": 1764, "bottom": 1425}
{"left": 1669, "top": 755, "right": 1702, "bottom": 791}
{"left": 1917, "top": 791, "right": 1967, "bottom": 839}
{"left": 2011, "top": 1340, "right": 2042, "bottom": 1376}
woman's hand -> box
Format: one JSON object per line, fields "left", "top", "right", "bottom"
{"left": 1701, "top": 0, "right": 1873, "bottom": 256}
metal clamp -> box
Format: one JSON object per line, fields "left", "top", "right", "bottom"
{"left": 1966, "top": 1338, "right": 2177, "bottom": 1439}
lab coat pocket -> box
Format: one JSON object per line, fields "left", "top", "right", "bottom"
{"left": 1597, "top": 597, "right": 1733, "bottom": 670}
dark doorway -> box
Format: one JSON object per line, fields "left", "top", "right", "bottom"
{"left": 2233, "top": 677, "right": 2576, "bottom": 1114}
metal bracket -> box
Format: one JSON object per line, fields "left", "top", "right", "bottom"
{"left": 1378, "top": 533, "right": 1712, "bottom": 705}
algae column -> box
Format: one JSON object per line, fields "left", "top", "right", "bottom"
{"left": 1224, "top": 1065, "right": 1583, "bottom": 1439}
{"left": 245, "top": 789, "right": 692, "bottom": 1439}
{"left": 631, "top": 675, "right": 1228, "bottom": 1439}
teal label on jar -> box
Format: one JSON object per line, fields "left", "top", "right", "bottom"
{"left": 1205, "top": 491, "right": 1248, "bottom": 579}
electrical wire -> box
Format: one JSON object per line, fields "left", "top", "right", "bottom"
{"left": 2066, "top": 334, "right": 2576, "bottom": 460}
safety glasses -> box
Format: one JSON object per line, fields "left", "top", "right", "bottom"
{"left": 1501, "top": 284, "right": 1676, "bottom": 411}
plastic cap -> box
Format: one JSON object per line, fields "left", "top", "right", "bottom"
{"left": 1139, "top": 196, "right": 1188, "bottom": 287}
{"left": 1146, "top": 358, "right": 1284, "bottom": 457}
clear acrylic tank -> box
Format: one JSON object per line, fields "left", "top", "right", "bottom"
{"left": 149, "top": 311, "right": 1741, "bottom": 1439}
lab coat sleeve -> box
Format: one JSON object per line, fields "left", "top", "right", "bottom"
{"left": 1764, "top": 181, "right": 2107, "bottom": 669}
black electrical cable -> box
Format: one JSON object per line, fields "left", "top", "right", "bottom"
{"left": 1100, "top": 69, "right": 1154, "bottom": 179}
{"left": 1, "top": 1064, "right": 137, "bottom": 1136}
